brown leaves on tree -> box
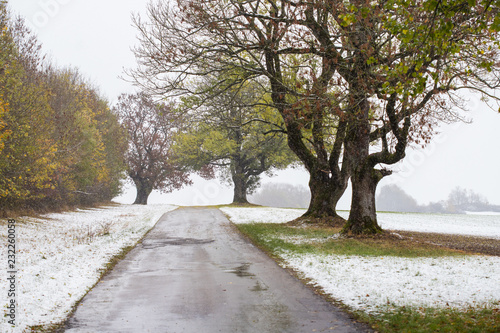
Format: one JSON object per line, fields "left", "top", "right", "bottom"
{"left": 114, "top": 93, "right": 192, "bottom": 204}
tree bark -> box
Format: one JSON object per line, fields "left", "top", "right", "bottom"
{"left": 230, "top": 153, "right": 249, "bottom": 204}
{"left": 265, "top": 46, "right": 350, "bottom": 221}
{"left": 342, "top": 85, "right": 385, "bottom": 234}
{"left": 342, "top": 168, "right": 386, "bottom": 234}
{"left": 343, "top": 91, "right": 408, "bottom": 234}
{"left": 232, "top": 173, "right": 249, "bottom": 204}
{"left": 132, "top": 177, "right": 153, "bottom": 205}
{"left": 303, "top": 168, "right": 347, "bottom": 222}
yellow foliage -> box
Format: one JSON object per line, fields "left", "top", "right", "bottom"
{"left": 0, "top": 97, "right": 11, "bottom": 154}
{"left": 0, "top": 16, "right": 127, "bottom": 208}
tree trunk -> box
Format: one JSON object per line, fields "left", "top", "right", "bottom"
{"left": 232, "top": 173, "right": 249, "bottom": 204}
{"left": 342, "top": 168, "right": 385, "bottom": 234}
{"left": 231, "top": 154, "right": 249, "bottom": 204}
{"left": 132, "top": 177, "right": 153, "bottom": 205}
{"left": 342, "top": 88, "right": 385, "bottom": 234}
{"left": 303, "top": 168, "right": 347, "bottom": 222}
{"left": 283, "top": 119, "right": 349, "bottom": 222}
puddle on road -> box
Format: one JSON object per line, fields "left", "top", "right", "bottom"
{"left": 224, "top": 263, "right": 255, "bottom": 278}
{"left": 142, "top": 237, "right": 214, "bottom": 249}
{"left": 223, "top": 263, "right": 270, "bottom": 292}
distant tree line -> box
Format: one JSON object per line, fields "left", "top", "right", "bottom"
{"left": 377, "top": 185, "right": 500, "bottom": 214}
{"left": 0, "top": 4, "right": 127, "bottom": 215}
{"left": 113, "top": 86, "right": 296, "bottom": 205}
{"left": 252, "top": 183, "right": 500, "bottom": 214}
{"left": 250, "top": 183, "right": 311, "bottom": 209}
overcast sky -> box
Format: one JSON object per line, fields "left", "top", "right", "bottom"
{"left": 8, "top": 0, "right": 500, "bottom": 207}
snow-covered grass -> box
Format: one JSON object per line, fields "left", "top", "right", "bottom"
{"left": 2, "top": 205, "right": 497, "bottom": 331}
{"left": 273, "top": 234, "right": 342, "bottom": 245}
{"left": 220, "top": 206, "right": 306, "bottom": 224}
{"left": 223, "top": 206, "right": 500, "bottom": 315}
{"left": 1, "top": 204, "right": 175, "bottom": 333}
{"left": 221, "top": 206, "right": 500, "bottom": 239}
{"left": 377, "top": 212, "right": 500, "bottom": 239}
{"left": 282, "top": 252, "right": 500, "bottom": 313}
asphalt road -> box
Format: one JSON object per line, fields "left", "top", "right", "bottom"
{"left": 63, "top": 207, "right": 371, "bottom": 333}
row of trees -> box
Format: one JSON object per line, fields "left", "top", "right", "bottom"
{"left": 173, "top": 78, "right": 296, "bottom": 203}
{"left": 4, "top": 1, "right": 293, "bottom": 212}
{"left": 113, "top": 86, "right": 295, "bottom": 205}
{"left": 127, "top": 0, "right": 500, "bottom": 234}
{"left": 378, "top": 185, "right": 500, "bottom": 213}
{"left": 0, "top": 2, "right": 127, "bottom": 214}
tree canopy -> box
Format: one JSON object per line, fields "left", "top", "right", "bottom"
{"left": 174, "top": 77, "right": 296, "bottom": 203}
{"left": 114, "top": 92, "right": 194, "bottom": 204}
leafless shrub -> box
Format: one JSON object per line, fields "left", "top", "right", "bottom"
{"left": 74, "top": 221, "right": 114, "bottom": 244}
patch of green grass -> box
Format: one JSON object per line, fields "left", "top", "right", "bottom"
{"left": 236, "top": 223, "right": 467, "bottom": 258}
{"left": 364, "top": 304, "right": 500, "bottom": 333}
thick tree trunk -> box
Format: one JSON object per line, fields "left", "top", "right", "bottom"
{"left": 132, "top": 177, "right": 153, "bottom": 205}
{"left": 284, "top": 121, "right": 349, "bottom": 222}
{"left": 232, "top": 173, "right": 249, "bottom": 204}
{"left": 266, "top": 48, "right": 348, "bottom": 222}
{"left": 231, "top": 154, "right": 249, "bottom": 204}
{"left": 303, "top": 168, "right": 347, "bottom": 222}
{"left": 342, "top": 168, "right": 385, "bottom": 235}
{"left": 342, "top": 88, "right": 385, "bottom": 234}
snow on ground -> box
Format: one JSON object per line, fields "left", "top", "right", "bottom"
{"left": 282, "top": 252, "right": 500, "bottom": 313}
{"left": 222, "top": 206, "right": 500, "bottom": 313}
{"left": 221, "top": 207, "right": 500, "bottom": 239}
{"left": 466, "top": 211, "right": 500, "bottom": 216}
{"left": 1, "top": 204, "right": 176, "bottom": 333}
{"left": 1, "top": 205, "right": 498, "bottom": 332}
{"left": 377, "top": 212, "right": 500, "bottom": 239}
{"left": 220, "top": 207, "right": 306, "bottom": 224}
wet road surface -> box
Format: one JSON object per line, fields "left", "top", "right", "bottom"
{"left": 64, "top": 207, "right": 371, "bottom": 332}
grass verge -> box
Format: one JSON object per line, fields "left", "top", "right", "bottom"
{"left": 236, "top": 223, "right": 467, "bottom": 258}
{"left": 235, "top": 222, "right": 500, "bottom": 332}
{"left": 363, "top": 304, "right": 500, "bottom": 333}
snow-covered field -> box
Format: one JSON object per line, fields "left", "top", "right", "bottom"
{"left": 221, "top": 206, "right": 500, "bottom": 313}
{"left": 377, "top": 212, "right": 500, "bottom": 239}
{"left": 220, "top": 207, "right": 307, "bottom": 224}
{"left": 221, "top": 207, "right": 500, "bottom": 239}
{"left": 283, "top": 253, "right": 500, "bottom": 313}
{"left": 1, "top": 204, "right": 176, "bottom": 333}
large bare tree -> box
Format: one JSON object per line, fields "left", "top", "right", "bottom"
{"left": 130, "top": 0, "right": 500, "bottom": 232}
{"left": 130, "top": 0, "right": 353, "bottom": 223}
